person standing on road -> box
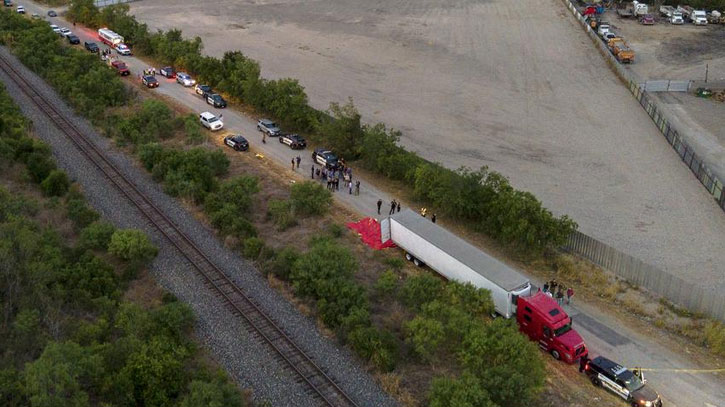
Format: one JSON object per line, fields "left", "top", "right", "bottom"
{"left": 377, "top": 199, "right": 383, "bottom": 215}
{"left": 556, "top": 288, "right": 564, "bottom": 306}
{"left": 296, "top": 155, "right": 301, "bottom": 169}
{"left": 396, "top": 201, "right": 401, "bottom": 212}
{"left": 431, "top": 213, "right": 437, "bottom": 223}
{"left": 291, "top": 159, "right": 295, "bottom": 171}
{"left": 579, "top": 354, "right": 589, "bottom": 373}
{"left": 311, "top": 166, "right": 315, "bottom": 179}
{"left": 389, "top": 200, "right": 396, "bottom": 215}
{"left": 543, "top": 282, "right": 549, "bottom": 293}
{"left": 566, "top": 287, "right": 574, "bottom": 305}
{"left": 355, "top": 180, "right": 360, "bottom": 196}
{"left": 348, "top": 181, "right": 353, "bottom": 195}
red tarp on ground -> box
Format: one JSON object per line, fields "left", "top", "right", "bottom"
{"left": 346, "top": 217, "right": 396, "bottom": 250}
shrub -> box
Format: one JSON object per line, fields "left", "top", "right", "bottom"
{"left": 704, "top": 321, "right": 725, "bottom": 357}
{"left": 326, "top": 223, "right": 344, "bottom": 238}
{"left": 405, "top": 316, "right": 444, "bottom": 361}
{"left": 348, "top": 326, "right": 398, "bottom": 372}
{"left": 290, "top": 238, "right": 357, "bottom": 298}
{"left": 383, "top": 257, "right": 406, "bottom": 271}
{"left": 242, "top": 237, "right": 265, "bottom": 259}
{"left": 78, "top": 221, "right": 116, "bottom": 250}
{"left": 183, "top": 114, "right": 205, "bottom": 145}
{"left": 289, "top": 181, "right": 331, "bottom": 217}
{"left": 108, "top": 229, "right": 158, "bottom": 264}
{"left": 266, "top": 199, "right": 296, "bottom": 231}
{"left": 375, "top": 270, "right": 398, "bottom": 297}
{"left": 40, "top": 170, "right": 70, "bottom": 197}
{"left": 400, "top": 273, "right": 443, "bottom": 310}
{"left": 428, "top": 373, "right": 494, "bottom": 407}
{"left": 25, "top": 152, "right": 56, "bottom": 184}
{"left": 267, "top": 246, "right": 300, "bottom": 279}
{"left": 66, "top": 199, "right": 100, "bottom": 229}
{"left": 316, "top": 279, "right": 367, "bottom": 328}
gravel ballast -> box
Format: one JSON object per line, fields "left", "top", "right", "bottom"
{"left": 0, "top": 46, "right": 397, "bottom": 407}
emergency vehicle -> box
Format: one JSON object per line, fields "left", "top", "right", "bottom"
{"left": 516, "top": 293, "right": 588, "bottom": 364}
{"left": 584, "top": 356, "right": 662, "bottom": 406}
{"left": 98, "top": 28, "right": 124, "bottom": 46}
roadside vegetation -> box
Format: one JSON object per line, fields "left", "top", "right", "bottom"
{"left": 3, "top": 6, "right": 724, "bottom": 407}
{"left": 0, "top": 82, "right": 250, "bottom": 407}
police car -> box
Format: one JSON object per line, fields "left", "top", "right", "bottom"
{"left": 223, "top": 134, "right": 249, "bottom": 151}
{"left": 279, "top": 133, "right": 306, "bottom": 150}
{"left": 312, "top": 148, "right": 340, "bottom": 169}
{"left": 584, "top": 356, "right": 662, "bottom": 407}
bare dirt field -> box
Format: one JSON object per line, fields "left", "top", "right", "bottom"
{"left": 610, "top": 14, "right": 725, "bottom": 179}
{"left": 129, "top": 0, "right": 725, "bottom": 286}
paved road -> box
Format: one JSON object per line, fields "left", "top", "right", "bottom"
{"left": 18, "top": 4, "right": 725, "bottom": 406}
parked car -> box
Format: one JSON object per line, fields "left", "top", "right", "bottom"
{"left": 16, "top": 5, "right": 24, "bottom": 13}
{"left": 159, "top": 66, "right": 175, "bottom": 78}
{"left": 583, "top": 356, "right": 662, "bottom": 407}
{"left": 312, "top": 148, "right": 339, "bottom": 169}
{"left": 47, "top": 9, "right": 57, "bottom": 17}
{"left": 279, "top": 133, "right": 306, "bottom": 149}
{"left": 640, "top": 14, "right": 655, "bottom": 24}
{"left": 256, "top": 119, "right": 280, "bottom": 136}
{"left": 110, "top": 60, "right": 130, "bottom": 76}
{"left": 31, "top": 13, "right": 40, "bottom": 19}
{"left": 49, "top": 24, "right": 61, "bottom": 34}
{"left": 194, "top": 84, "right": 211, "bottom": 95}
{"left": 224, "top": 134, "right": 249, "bottom": 151}
{"left": 66, "top": 34, "right": 80, "bottom": 45}
{"left": 205, "top": 93, "right": 227, "bottom": 108}
{"left": 115, "top": 43, "right": 131, "bottom": 56}
{"left": 602, "top": 32, "right": 617, "bottom": 42}
{"left": 59, "top": 27, "right": 71, "bottom": 37}
{"left": 199, "top": 111, "right": 223, "bottom": 131}
{"left": 84, "top": 41, "right": 99, "bottom": 53}
{"left": 142, "top": 75, "right": 159, "bottom": 88}
{"left": 176, "top": 72, "right": 196, "bottom": 87}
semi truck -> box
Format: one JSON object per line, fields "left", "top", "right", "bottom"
{"left": 381, "top": 210, "right": 588, "bottom": 363}
{"left": 660, "top": 6, "right": 684, "bottom": 24}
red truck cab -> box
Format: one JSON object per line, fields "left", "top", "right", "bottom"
{"left": 517, "top": 293, "right": 588, "bottom": 364}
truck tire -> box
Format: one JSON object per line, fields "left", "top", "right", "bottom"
{"left": 591, "top": 376, "right": 600, "bottom": 386}
{"left": 405, "top": 253, "right": 413, "bottom": 261}
{"left": 551, "top": 350, "right": 560, "bottom": 360}
{"left": 413, "top": 258, "right": 424, "bottom": 267}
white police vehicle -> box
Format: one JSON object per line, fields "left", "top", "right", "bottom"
{"left": 584, "top": 356, "right": 662, "bottom": 407}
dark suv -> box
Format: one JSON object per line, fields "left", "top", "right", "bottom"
{"left": 84, "top": 41, "right": 99, "bottom": 53}
{"left": 279, "top": 133, "right": 306, "bottom": 149}
{"left": 205, "top": 93, "right": 227, "bottom": 108}
{"left": 312, "top": 148, "right": 339, "bottom": 169}
{"left": 584, "top": 356, "right": 662, "bottom": 407}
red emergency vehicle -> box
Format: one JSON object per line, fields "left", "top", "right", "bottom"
{"left": 517, "top": 293, "right": 588, "bottom": 364}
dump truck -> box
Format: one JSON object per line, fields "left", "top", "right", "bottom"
{"left": 381, "top": 210, "right": 589, "bottom": 364}
{"left": 608, "top": 37, "right": 635, "bottom": 63}
{"left": 660, "top": 6, "right": 684, "bottom": 24}
{"left": 617, "top": 1, "right": 648, "bottom": 17}
{"left": 707, "top": 10, "right": 722, "bottom": 24}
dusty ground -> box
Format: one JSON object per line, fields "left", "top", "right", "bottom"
{"left": 609, "top": 13, "right": 725, "bottom": 180}
{"left": 124, "top": 0, "right": 725, "bottom": 286}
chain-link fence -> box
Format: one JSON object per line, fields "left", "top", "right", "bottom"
{"left": 559, "top": 0, "right": 725, "bottom": 322}
{"left": 95, "top": 0, "right": 138, "bottom": 7}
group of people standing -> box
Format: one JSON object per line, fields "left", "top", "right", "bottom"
{"left": 312, "top": 164, "right": 360, "bottom": 196}
{"left": 541, "top": 279, "right": 574, "bottom": 306}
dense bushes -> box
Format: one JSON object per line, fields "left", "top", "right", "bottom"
{"left": 289, "top": 181, "right": 332, "bottom": 216}
{"left": 203, "top": 176, "right": 259, "bottom": 241}
{"left": 0, "top": 12, "right": 129, "bottom": 121}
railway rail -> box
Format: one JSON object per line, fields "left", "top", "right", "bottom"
{"left": 0, "top": 51, "right": 359, "bottom": 407}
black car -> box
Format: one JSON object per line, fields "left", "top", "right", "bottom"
{"left": 312, "top": 148, "right": 339, "bottom": 169}
{"left": 195, "top": 84, "right": 212, "bottom": 96}
{"left": 47, "top": 10, "right": 56, "bottom": 17}
{"left": 142, "top": 75, "right": 159, "bottom": 88}
{"left": 66, "top": 34, "right": 80, "bottom": 45}
{"left": 205, "top": 93, "right": 227, "bottom": 108}
{"left": 584, "top": 356, "right": 662, "bottom": 407}
{"left": 84, "top": 41, "right": 99, "bottom": 53}
{"left": 279, "top": 133, "right": 306, "bottom": 150}
{"left": 224, "top": 134, "right": 249, "bottom": 151}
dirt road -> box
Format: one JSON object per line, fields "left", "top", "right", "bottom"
{"left": 20, "top": 2, "right": 725, "bottom": 406}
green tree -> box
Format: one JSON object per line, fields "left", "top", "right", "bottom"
{"left": 78, "top": 221, "right": 116, "bottom": 250}
{"left": 375, "top": 269, "right": 398, "bottom": 296}
{"left": 290, "top": 238, "right": 357, "bottom": 298}
{"left": 405, "top": 316, "right": 444, "bottom": 361}
{"left": 266, "top": 199, "right": 296, "bottom": 231}
{"left": 289, "top": 181, "right": 332, "bottom": 217}
{"left": 428, "top": 373, "right": 494, "bottom": 407}
{"left": 66, "top": 198, "right": 100, "bottom": 229}
{"left": 315, "top": 98, "right": 364, "bottom": 159}
{"left": 400, "top": 273, "right": 443, "bottom": 309}
{"left": 107, "top": 229, "right": 158, "bottom": 264}
{"left": 458, "top": 319, "right": 545, "bottom": 407}
{"left": 41, "top": 170, "right": 70, "bottom": 197}
{"left": 180, "top": 379, "right": 247, "bottom": 407}
{"left": 347, "top": 326, "right": 398, "bottom": 372}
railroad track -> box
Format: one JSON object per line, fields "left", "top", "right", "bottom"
{"left": 0, "top": 52, "right": 359, "bottom": 407}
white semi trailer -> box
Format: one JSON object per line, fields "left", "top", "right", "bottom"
{"left": 381, "top": 210, "right": 531, "bottom": 318}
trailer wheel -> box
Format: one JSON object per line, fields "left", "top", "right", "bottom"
{"left": 413, "top": 258, "right": 424, "bottom": 267}
{"left": 550, "top": 350, "right": 560, "bottom": 360}
{"left": 405, "top": 253, "right": 413, "bottom": 261}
